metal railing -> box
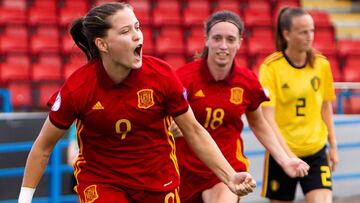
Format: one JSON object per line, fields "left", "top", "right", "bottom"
{"left": 335, "top": 82, "right": 360, "bottom": 114}
{"left": 0, "top": 140, "right": 77, "bottom": 203}
{"left": 0, "top": 89, "right": 12, "bottom": 112}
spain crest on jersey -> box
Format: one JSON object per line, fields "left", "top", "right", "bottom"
{"left": 230, "top": 87, "right": 244, "bottom": 105}
{"left": 84, "top": 185, "right": 98, "bottom": 203}
{"left": 137, "top": 89, "right": 154, "bottom": 109}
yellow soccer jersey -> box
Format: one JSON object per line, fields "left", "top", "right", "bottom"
{"left": 259, "top": 52, "right": 336, "bottom": 157}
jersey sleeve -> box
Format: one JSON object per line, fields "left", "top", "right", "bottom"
{"left": 259, "top": 63, "right": 276, "bottom": 107}
{"left": 48, "top": 84, "right": 78, "bottom": 129}
{"left": 247, "top": 71, "right": 270, "bottom": 111}
{"left": 323, "top": 61, "right": 336, "bottom": 101}
{"left": 163, "top": 67, "right": 189, "bottom": 117}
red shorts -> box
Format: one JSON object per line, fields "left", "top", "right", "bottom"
{"left": 76, "top": 183, "right": 180, "bottom": 203}
{"left": 179, "top": 167, "right": 221, "bottom": 203}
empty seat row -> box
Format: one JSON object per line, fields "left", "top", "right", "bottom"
{"left": 7, "top": 81, "right": 62, "bottom": 110}
{"left": 0, "top": 0, "right": 302, "bottom": 28}
{"left": 0, "top": 53, "right": 87, "bottom": 84}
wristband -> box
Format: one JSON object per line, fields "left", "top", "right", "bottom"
{"left": 18, "top": 187, "right": 35, "bottom": 203}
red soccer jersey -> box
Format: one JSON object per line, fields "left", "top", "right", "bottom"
{"left": 48, "top": 55, "right": 188, "bottom": 192}
{"left": 176, "top": 59, "right": 269, "bottom": 176}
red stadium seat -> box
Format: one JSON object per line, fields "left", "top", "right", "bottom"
{"left": 244, "top": 9, "right": 273, "bottom": 29}
{"left": 0, "top": 56, "right": 31, "bottom": 83}
{"left": 188, "top": 26, "right": 205, "bottom": 38}
{"left": 185, "top": 26, "right": 205, "bottom": 56}
{"left": 152, "top": 1, "right": 181, "bottom": 27}
{"left": 273, "top": 1, "right": 300, "bottom": 19}
{"left": 0, "top": 7, "right": 27, "bottom": 25}
{"left": 276, "top": 0, "right": 300, "bottom": 7}
{"left": 337, "top": 39, "right": 360, "bottom": 59}
{"left": 141, "top": 27, "right": 154, "bottom": 55}
{"left": 183, "top": 1, "right": 210, "bottom": 27}
{"left": 185, "top": 0, "right": 210, "bottom": 13}
{"left": 214, "top": 0, "right": 241, "bottom": 15}
{"left": 93, "top": 0, "right": 115, "bottom": 6}
{"left": 186, "top": 33, "right": 205, "bottom": 57}
{"left": 37, "top": 82, "right": 62, "bottom": 108}
{"left": 343, "top": 61, "right": 360, "bottom": 82}
{"left": 345, "top": 57, "right": 360, "bottom": 67}
{"left": 250, "top": 27, "right": 274, "bottom": 39}
{"left": 343, "top": 90, "right": 360, "bottom": 114}
{"left": 247, "top": 0, "right": 271, "bottom": 13}
{"left": 152, "top": 8, "right": 182, "bottom": 27}
{"left": 60, "top": 33, "right": 82, "bottom": 55}
{"left": 2, "top": 24, "right": 28, "bottom": 37}
{"left": 155, "top": 36, "right": 185, "bottom": 56}
{"left": 31, "top": 54, "right": 63, "bottom": 81}
{"left": 235, "top": 54, "right": 248, "bottom": 68}
{"left": 59, "top": 6, "right": 87, "bottom": 27}
{"left": 133, "top": 8, "right": 151, "bottom": 26}
{"left": 155, "top": 27, "right": 185, "bottom": 55}
{"left": 7, "top": 82, "right": 32, "bottom": 108}
{"left": 3, "top": 53, "right": 30, "bottom": 66}
{"left": 0, "top": 25, "right": 28, "bottom": 54}
{"left": 128, "top": 0, "right": 151, "bottom": 26}
{"left": 128, "top": 0, "right": 151, "bottom": 10}
{"left": 158, "top": 27, "right": 184, "bottom": 40}
{"left": 308, "top": 10, "right": 334, "bottom": 31}
{"left": 62, "top": 0, "right": 88, "bottom": 10}
{"left": 327, "top": 57, "right": 343, "bottom": 82}
{"left": 163, "top": 54, "right": 187, "bottom": 70}
{"left": 30, "top": 26, "right": 60, "bottom": 54}
{"left": 247, "top": 35, "right": 275, "bottom": 61}
{"left": 313, "top": 30, "right": 337, "bottom": 57}
{"left": 30, "top": 0, "right": 57, "bottom": 9}
{"left": 28, "top": 6, "right": 57, "bottom": 26}
{"left": 2, "top": 0, "right": 27, "bottom": 10}
{"left": 64, "top": 55, "right": 87, "bottom": 79}
{"left": 154, "top": 0, "right": 180, "bottom": 11}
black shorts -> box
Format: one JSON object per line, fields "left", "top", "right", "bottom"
{"left": 261, "top": 146, "right": 332, "bottom": 201}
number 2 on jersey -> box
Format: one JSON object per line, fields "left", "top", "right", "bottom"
{"left": 296, "top": 98, "right": 306, "bottom": 116}
{"left": 204, "top": 107, "right": 225, "bottom": 130}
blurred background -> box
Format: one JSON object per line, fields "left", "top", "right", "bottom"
{"left": 0, "top": 0, "right": 359, "bottom": 202}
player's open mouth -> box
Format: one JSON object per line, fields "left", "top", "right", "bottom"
{"left": 217, "top": 52, "right": 228, "bottom": 56}
{"left": 134, "top": 44, "right": 142, "bottom": 57}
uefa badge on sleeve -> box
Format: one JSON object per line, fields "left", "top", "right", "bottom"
{"left": 51, "top": 92, "right": 61, "bottom": 111}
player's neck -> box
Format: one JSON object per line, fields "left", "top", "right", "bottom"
{"left": 208, "top": 64, "right": 231, "bottom": 81}
{"left": 284, "top": 49, "right": 307, "bottom": 67}
{"left": 102, "top": 58, "right": 132, "bottom": 83}
{"left": 207, "top": 59, "right": 232, "bottom": 81}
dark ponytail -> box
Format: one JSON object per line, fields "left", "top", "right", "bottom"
{"left": 70, "top": 17, "right": 94, "bottom": 61}
{"left": 69, "top": 2, "right": 132, "bottom": 61}
{"left": 275, "top": 8, "right": 289, "bottom": 52}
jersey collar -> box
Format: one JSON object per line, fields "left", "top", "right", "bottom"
{"left": 200, "top": 58, "right": 237, "bottom": 83}
{"left": 96, "top": 59, "right": 138, "bottom": 89}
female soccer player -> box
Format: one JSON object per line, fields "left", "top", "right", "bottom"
{"left": 18, "top": 3, "right": 257, "bottom": 203}
{"left": 172, "top": 10, "right": 310, "bottom": 203}
{"left": 259, "top": 7, "right": 339, "bottom": 203}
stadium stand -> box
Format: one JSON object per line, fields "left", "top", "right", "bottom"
{"left": 0, "top": 0, "right": 359, "bottom": 112}
{"left": 183, "top": 0, "right": 210, "bottom": 27}
{"left": 7, "top": 82, "right": 32, "bottom": 108}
